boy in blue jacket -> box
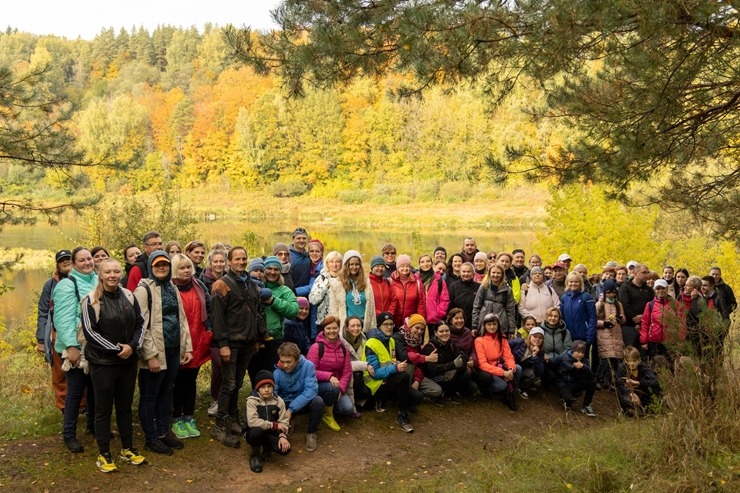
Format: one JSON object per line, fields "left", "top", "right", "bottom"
{"left": 273, "top": 342, "right": 324, "bottom": 452}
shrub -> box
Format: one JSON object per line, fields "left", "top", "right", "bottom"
{"left": 268, "top": 178, "right": 309, "bottom": 197}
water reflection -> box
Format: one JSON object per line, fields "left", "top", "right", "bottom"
{"left": 2, "top": 220, "right": 537, "bottom": 329}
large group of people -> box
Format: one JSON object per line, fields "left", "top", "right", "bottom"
{"left": 35, "top": 230, "right": 736, "bottom": 473}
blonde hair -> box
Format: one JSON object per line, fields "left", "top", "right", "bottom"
{"left": 624, "top": 346, "right": 641, "bottom": 362}
{"left": 89, "top": 259, "right": 123, "bottom": 305}
{"left": 565, "top": 271, "right": 584, "bottom": 291}
{"left": 545, "top": 307, "right": 562, "bottom": 325}
{"left": 170, "top": 253, "right": 194, "bottom": 280}
{"left": 339, "top": 256, "right": 367, "bottom": 292}
{"left": 482, "top": 264, "right": 506, "bottom": 287}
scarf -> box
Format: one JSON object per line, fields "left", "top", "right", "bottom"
{"left": 399, "top": 326, "right": 421, "bottom": 348}
{"left": 419, "top": 268, "right": 434, "bottom": 290}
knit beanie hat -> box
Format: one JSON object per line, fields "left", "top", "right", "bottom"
{"left": 247, "top": 258, "right": 265, "bottom": 273}
{"left": 530, "top": 266, "right": 544, "bottom": 275}
{"left": 602, "top": 279, "right": 618, "bottom": 293}
{"left": 296, "top": 297, "right": 310, "bottom": 308}
{"left": 264, "top": 256, "right": 282, "bottom": 270}
{"left": 474, "top": 251, "right": 488, "bottom": 262}
{"left": 433, "top": 246, "right": 447, "bottom": 256}
{"left": 376, "top": 312, "right": 393, "bottom": 328}
{"left": 273, "top": 243, "right": 290, "bottom": 255}
{"left": 370, "top": 255, "right": 385, "bottom": 269}
{"left": 407, "top": 313, "right": 426, "bottom": 328}
{"left": 396, "top": 254, "right": 412, "bottom": 267}
{"left": 254, "top": 370, "right": 275, "bottom": 390}
{"left": 343, "top": 250, "right": 362, "bottom": 265}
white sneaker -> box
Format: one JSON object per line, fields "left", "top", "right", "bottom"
{"left": 207, "top": 401, "right": 218, "bottom": 417}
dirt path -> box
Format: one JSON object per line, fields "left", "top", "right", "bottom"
{"left": 0, "top": 390, "right": 621, "bottom": 493}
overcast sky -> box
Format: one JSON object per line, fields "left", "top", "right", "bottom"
{"left": 4, "top": 0, "right": 281, "bottom": 39}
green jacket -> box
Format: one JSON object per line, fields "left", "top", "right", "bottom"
{"left": 264, "top": 281, "right": 299, "bottom": 340}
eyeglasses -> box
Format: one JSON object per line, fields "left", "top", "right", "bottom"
{"left": 487, "top": 256, "right": 495, "bottom": 260}
{"left": 276, "top": 252, "right": 289, "bottom": 257}
{"left": 383, "top": 251, "right": 396, "bottom": 256}
{"left": 381, "top": 321, "right": 394, "bottom": 327}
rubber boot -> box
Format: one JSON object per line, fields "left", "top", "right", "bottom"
{"left": 211, "top": 417, "right": 240, "bottom": 448}
{"left": 321, "top": 405, "right": 341, "bottom": 432}
{"left": 249, "top": 446, "right": 263, "bottom": 473}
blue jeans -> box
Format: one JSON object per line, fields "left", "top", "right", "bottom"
{"left": 478, "top": 364, "right": 522, "bottom": 394}
{"left": 62, "top": 366, "right": 95, "bottom": 439}
{"left": 317, "top": 381, "right": 354, "bottom": 415}
{"left": 138, "top": 347, "right": 180, "bottom": 442}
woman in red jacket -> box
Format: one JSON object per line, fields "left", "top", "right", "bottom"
{"left": 170, "top": 254, "right": 212, "bottom": 439}
{"left": 475, "top": 313, "right": 521, "bottom": 410}
{"left": 388, "top": 255, "right": 426, "bottom": 329}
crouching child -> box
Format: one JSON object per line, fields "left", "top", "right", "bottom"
{"left": 615, "top": 346, "right": 662, "bottom": 416}
{"left": 556, "top": 340, "right": 597, "bottom": 417}
{"left": 245, "top": 370, "right": 291, "bottom": 473}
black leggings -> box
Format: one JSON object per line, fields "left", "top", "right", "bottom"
{"left": 89, "top": 362, "right": 137, "bottom": 454}
{"left": 173, "top": 367, "right": 200, "bottom": 417}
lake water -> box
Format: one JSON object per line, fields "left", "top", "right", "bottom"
{"left": 1, "top": 217, "right": 537, "bottom": 329}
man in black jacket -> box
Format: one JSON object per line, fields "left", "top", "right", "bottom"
{"left": 210, "top": 247, "right": 263, "bottom": 448}
{"left": 709, "top": 267, "right": 736, "bottom": 317}
{"left": 618, "top": 264, "right": 654, "bottom": 349}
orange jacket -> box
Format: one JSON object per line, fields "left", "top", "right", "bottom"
{"left": 475, "top": 331, "right": 515, "bottom": 377}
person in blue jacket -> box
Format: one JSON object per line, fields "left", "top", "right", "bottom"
{"left": 560, "top": 272, "right": 597, "bottom": 364}
{"left": 273, "top": 342, "right": 323, "bottom": 452}
{"left": 289, "top": 227, "right": 311, "bottom": 289}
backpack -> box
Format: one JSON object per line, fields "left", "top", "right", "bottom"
{"left": 318, "top": 341, "right": 347, "bottom": 359}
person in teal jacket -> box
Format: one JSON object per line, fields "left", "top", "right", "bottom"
{"left": 53, "top": 247, "right": 99, "bottom": 453}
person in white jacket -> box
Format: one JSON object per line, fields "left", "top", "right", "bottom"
{"left": 518, "top": 267, "right": 560, "bottom": 324}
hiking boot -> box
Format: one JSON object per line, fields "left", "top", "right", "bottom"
{"left": 171, "top": 419, "right": 190, "bottom": 439}
{"left": 207, "top": 400, "right": 218, "bottom": 417}
{"left": 229, "top": 415, "right": 243, "bottom": 435}
{"left": 249, "top": 455, "right": 263, "bottom": 473}
{"left": 145, "top": 438, "right": 173, "bottom": 456}
{"left": 96, "top": 452, "right": 117, "bottom": 473}
{"left": 517, "top": 388, "right": 529, "bottom": 400}
{"left": 581, "top": 405, "right": 597, "bottom": 418}
{"left": 396, "top": 412, "right": 414, "bottom": 433}
{"left": 322, "top": 406, "right": 341, "bottom": 432}
{"left": 120, "top": 448, "right": 146, "bottom": 465}
{"left": 160, "top": 434, "right": 184, "bottom": 449}
{"left": 64, "top": 436, "right": 84, "bottom": 453}
{"left": 211, "top": 417, "right": 241, "bottom": 448}
{"left": 306, "top": 432, "right": 317, "bottom": 452}
{"left": 184, "top": 417, "right": 201, "bottom": 437}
